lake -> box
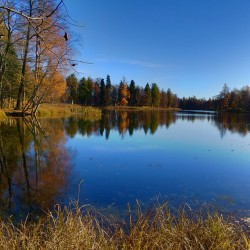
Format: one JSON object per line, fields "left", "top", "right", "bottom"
{"left": 1, "top": 110, "right": 250, "bottom": 221}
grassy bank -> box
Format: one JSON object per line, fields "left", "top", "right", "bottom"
{"left": 36, "top": 104, "right": 101, "bottom": 120}
{"left": 102, "top": 106, "right": 180, "bottom": 112}
{"left": 0, "top": 203, "right": 249, "bottom": 250}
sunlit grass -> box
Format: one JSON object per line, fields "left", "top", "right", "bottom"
{"left": 37, "top": 104, "right": 101, "bottom": 120}
{"left": 103, "top": 106, "right": 180, "bottom": 111}
{"left": 0, "top": 202, "right": 249, "bottom": 250}
{"left": 0, "top": 110, "right": 6, "bottom": 121}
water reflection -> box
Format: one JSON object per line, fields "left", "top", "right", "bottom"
{"left": 63, "top": 111, "right": 177, "bottom": 139}
{"left": 1, "top": 111, "right": 250, "bottom": 220}
{"left": 0, "top": 117, "right": 70, "bottom": 221}
{"left": 65, "top": 111, "right": 250, "bottom": 139}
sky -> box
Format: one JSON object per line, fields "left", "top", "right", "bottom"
{"left": 63, "top": 0, "right": 250, "bottom": 99}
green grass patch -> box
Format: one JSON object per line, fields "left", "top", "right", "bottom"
{"left": 0, "top": 202, "right": 249, "bottom": 249}
{"left": 37, "top": 104, "right": 101, "bottom": 120}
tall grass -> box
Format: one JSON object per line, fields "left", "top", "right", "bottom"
{"left": 37, "top": 104, "right": 101, "bottom": 120}
{"left": 0, "top": 110, "right": 6, "bottom": 121}
{"left": 0, "top": 202, "right": 249, "bottom": 250}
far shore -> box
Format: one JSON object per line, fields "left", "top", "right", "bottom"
{"left": 102, "top": 105, "right": 181, "bottom": 111}
{"left": 2, "top": 104, "right": 250, "bottom": 121}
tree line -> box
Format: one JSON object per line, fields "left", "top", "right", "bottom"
{"left": 1, "top": 1, "right": 250, "bottom": 113}
{"left": 179, "top": 83, "right": 250, "bottom": 112}
{"left": 66, "top": 74, "right": 179, "bottom": 108}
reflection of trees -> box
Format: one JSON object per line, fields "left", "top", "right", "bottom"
{"left": 62, "top": 111, "right": 250, "bottom": 141}
{"left": 0, "top": 117, "right": 70, "bottom": 220}
{"left": 212, "top": 113, "right": 250, "bottom": 138}
{"left": 176, "top": 113, "right": 250, "bottom": 138}
{"left": 63, "top": 111, "right": 177, "bottom": 139}
{"left": 118, "top": 112, "right": 129, "bottom": 135}
{"left": 65, "top": 117, "right": 78, "bottom": 138}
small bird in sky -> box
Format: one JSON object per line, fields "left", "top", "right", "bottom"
{"left": 63, "top": 32, "right": 68, "bottom": 41}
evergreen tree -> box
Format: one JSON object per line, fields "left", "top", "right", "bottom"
{"left": 111, "top": 85, "right": 118, "bottom": 105}
{"left": 166, "top": 88, "right": 173, "bottom": 108}
{"left": 93, "top": 81, "right": 100, "bottom": 106}
{"left": 86, "top": 77, "right": 94, "bottom": 105}
{"left": 129, "top": 80, "right": 136, "bottom": 106}
{"left": 78, "top": 77, "right": 89, "bottom": 105}
{"left": 105, "top": 74, "right": 111, "bottom": 106}
{"left": 160, "top": 89, "right": 167, "bottom": 107}
{"left": 66, "top": 74, "right": 78, "bottom": 104}
{"left": 144, "top": 83, "right": 152, "bottom": 106}
{"left": 134, "top": 86, "right": 141, "bottom": 106}
{"left": 151, "top": 83, "right": 160, "bottom": 107}
{"left": 99, "top": 78, "right": 106, "bottom": 106}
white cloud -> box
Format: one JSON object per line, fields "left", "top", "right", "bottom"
{"left": 95, "top": 57, "right": 172, "bottom": 69}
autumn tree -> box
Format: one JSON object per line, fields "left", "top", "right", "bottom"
{"left": 1, "top": 0, "right": 73, "bottom": 115}
{"left": 42, "top": 72, "right": 66, "bottom": 103}
{"left": 118, "top": 80, "right": 130, "bottom": 106}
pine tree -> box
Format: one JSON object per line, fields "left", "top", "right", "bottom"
{"left": 151, "top": 83, "right": 160, "bottom": 107}
{"left": 129, "top": 80, "right": 136, "bottom": 106}
{"left": 166, "top": 88, "right": 173, "bottom": 108}
{"left": 78, "top": 77, "right": 88, "bottom": 105}
{"left": 105, "top": 74, "right": 111, "bottom": 106}
{"left": 99, "top": 78, "right": 106, "bottom": 106}
{"left": 144, "top": 83, "right": 152, "bottom": 106}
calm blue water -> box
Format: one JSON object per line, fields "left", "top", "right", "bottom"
{"left": 1, "top": 111, "right": 250, "bottom": 220}
{"left": 63, "top": 111, "right": 250, "bottom": 215}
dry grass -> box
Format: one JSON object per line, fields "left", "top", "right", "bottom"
{"left": 0, "top": 110, "right": 6, "bottom": 121}
{"left": 37, "top": 104, "right": 101, "bottom": 120}
{"left": 103, "top": 106, "right": 180, "bottom": 111}
{"left": 0, "top": 202, "right": 249, "bottom": 250}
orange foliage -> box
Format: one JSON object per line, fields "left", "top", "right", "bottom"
{"left": 42, "top": 72, "right": 66, "bottom": 103}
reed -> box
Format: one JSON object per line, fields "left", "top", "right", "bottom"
{"left": 0, "top": 202, "right": 248, "bottom": 250}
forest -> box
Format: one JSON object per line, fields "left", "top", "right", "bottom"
{"left": 1, "top": 0, "right": 250, "bottom": 114}
{"left": 65, "top": 74, "right": 250, "bottom": 112}
{"left": 65, "top": 74, "right": 179, "bottom": 108}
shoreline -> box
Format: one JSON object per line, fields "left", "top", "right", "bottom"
{"left": 0, "top": 202, "right": 249, "bottom": 249}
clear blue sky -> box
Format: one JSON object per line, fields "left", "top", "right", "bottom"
{"left": 63, "top": 0, "right": 250, "bottom": 99}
